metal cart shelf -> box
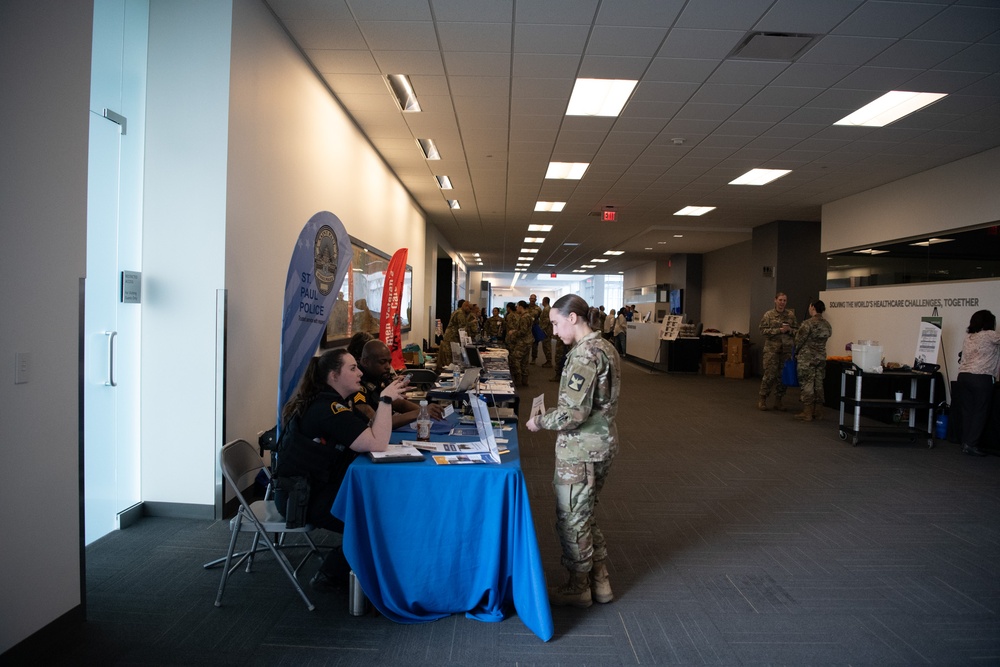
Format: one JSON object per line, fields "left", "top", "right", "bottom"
{"left": 838, "top": 366, "right": 937, "bottom": 448}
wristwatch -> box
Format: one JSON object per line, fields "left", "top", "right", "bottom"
{"left": 380, "top": 395, "right": 393, "bottom": 405}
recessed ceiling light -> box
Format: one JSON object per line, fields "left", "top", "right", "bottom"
{"left": 909, "top": 237, "right": 954, "bottom": 247}
{"left": 658, "top": 241, "right": 667, "bottom": 244}
{"left": 603, "top": 250, "right": 624, "bottom": 256}
{"left": 385, "top": 74, "right": 421, "bottom": 112}
{"left": 644, "top": 247, "right": 653, "bottom": 250}
{"left": 528, "top": 224, "right": 553, "bottom": 232}
{"left": 447, "top": 199, "right": 460, "bottom": 209}
{"left": 834, "top": 91, "right": 947, "bottom": 127}
{"left": 674, "top": 234, "right": 684, "bottom": 238}
{"left": 581, "top": 265, "right": 596, "bottom": 269}
{"left": 534, "top": 202, "right": 565, "bottom": 212}
{"left": 590, "top": 258, "right": 608, "bottom": 262}
{"left": 572, "top": 270, "right": 586, "bottom": 273}
{"left": 520, "top": 248, "right": 539, "bottom": 253}
{"left": 545, "top": 162, "right": 589, "bottom": 180}
{"left": 523, "top": 237, "right": 546, "bottom": 243}
{"left": 518, "top": 256, "right": 533, "bottom": 261}
{"left": 473, "top": 253, "right": 480, "bottom": 257}
{"left": 566, "top": 78, "right": 638, "bottom": 117}
{"left": 675, "top": 206, "right": 716, "bottom": 216}
{"left": 436, "top": 175, "right": 453, "bottom": 189}
{"left": 729, "top": 168, "right": 791, "bottom": 186}
{"left": 417, "top": 138, "right": 440, "bottom": 160}
{"left": 853, "top": 249, "right": 890, "bottom": 255}
{"left": 563, "top": 242, "right": 580, "bottom": 247}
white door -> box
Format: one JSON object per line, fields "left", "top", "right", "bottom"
{"left": 84, "top": 0, "right": 145, "bottom": 545}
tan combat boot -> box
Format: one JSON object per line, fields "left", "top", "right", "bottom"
{"left": 757, "top": 395, "right": 769, "bottom": 411}
{"left": 793, "top": 403, "right": 814, "bottom": 421}
{"left": 773, "top": 396, "right": 787, "bottom": 411}
{"left": 590, "top": 561, "right": 614, "bottom": 604}
{"left": 549, "top": 570, "right": 592, "bottom": 608}
{"left": 812, "top": 402, "right": 823, "bottom": 421}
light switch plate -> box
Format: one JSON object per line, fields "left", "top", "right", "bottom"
{"left": 15, "top": 352, "right": 30, "bottom": 384}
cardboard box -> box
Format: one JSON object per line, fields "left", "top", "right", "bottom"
{"left": 725, "top": 362, "right": 748, "bottom": 379}
{"left": 702, "top": 353, "right": 723, "bottom": 375}
{"left": 726, "top": 337, "right": 747, "bottom": 363}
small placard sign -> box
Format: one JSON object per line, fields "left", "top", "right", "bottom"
{"left": 121, "top": 270, "right": 141, "bottom": 304}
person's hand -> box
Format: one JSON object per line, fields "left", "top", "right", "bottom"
{"left": 525, "top": 416, "right": 541, "bottom": 432}
{"left": 428, "top": 402, "right": 446, "bottom": 420}
{"left": 382, "top": 376, "right": 408, "bottom": 402}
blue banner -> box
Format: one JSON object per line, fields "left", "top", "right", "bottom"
{"left": 277, "top": 211, "right": 353, "bottom": 427}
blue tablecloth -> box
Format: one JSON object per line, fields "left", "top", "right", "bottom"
{"left": 331, "top": 420, "right": 553, "bottom": 641}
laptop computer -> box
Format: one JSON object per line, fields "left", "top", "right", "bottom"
{"left": 455, "top": 367, "right": 480, "bottom": 392}
{"left": 464, "top": 344, "right": 483, "bottom": 369}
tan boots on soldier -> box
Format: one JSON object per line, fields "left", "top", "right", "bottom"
{"left": 550, "top": 563, "right": 614, "bottom": 608}
{"left": 794, "top": 403, "right": 814, "bottom": 421}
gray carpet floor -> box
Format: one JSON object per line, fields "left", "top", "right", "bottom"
{"left": 45, "top": 360, "right": 1000, "bottom": 665}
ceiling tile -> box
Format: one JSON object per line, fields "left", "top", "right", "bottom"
{"left": 831, "top": 1, "right": 946, "bottom": 38}
{"left": 797, "top": 35, "right": 896, "bottom": 66}
{"left": 437, "top": 22, "right": 512, "bottom": 52}
{"left": 513, "top": 24, "right": 590, "bottom": 54}
{"left": 657, "top": 29, "right": 746, "bottom": 59}
{"left": 357, "top": 21, "right": 439, "bottom": 50}
{"left": 347, "top": 0, "right": 433, "bottom": 21}
{"left": 431, "top": 0, "right": 512, "bottom": 22}
{"left": 754, "top": 0, "right": 863, "bottom": 34}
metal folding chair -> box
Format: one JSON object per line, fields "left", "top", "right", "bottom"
{"left": 210, "top": 438, "right": 319, "bottom": 610}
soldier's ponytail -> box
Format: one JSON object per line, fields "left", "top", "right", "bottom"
{"left": 552, "top": 294, "right": 595, "bottom": 330}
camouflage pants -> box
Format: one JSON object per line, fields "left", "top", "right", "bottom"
{"left": 759, "top": 341, "right": 793, "bottom": 398}
{"left": 553, "top": 339, "right": 567, "bottom": 376}
{"left": 553, "top": 458, "right": 613, "bottom": 572}
{"left": 798, "top": 360, "right": 826, "bottom": 405}
{"left": 508, "top": 339, "right": 531, "bottom": 381}
{"left": 533, "top": 336, "right": 552, "bottom": 363}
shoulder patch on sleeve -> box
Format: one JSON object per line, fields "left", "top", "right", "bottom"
{"left": 330, "top": 402, "right": 350, "bottom": 414}
{"left": 566, "top": 364, "right": 595, "bottom": 396}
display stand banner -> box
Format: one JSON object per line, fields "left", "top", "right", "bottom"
{"left": 278, "top": 211, "right": 353, "bottom": 428}
{"left": 380, "top": 248, "right": 408, "bottom": 370}
{"left": 915, "top": 315, "right": 942, "bottom": 366}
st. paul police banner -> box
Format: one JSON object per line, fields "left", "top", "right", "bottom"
{"left": 278, "top": 211, "right": 352, "bottom": 426}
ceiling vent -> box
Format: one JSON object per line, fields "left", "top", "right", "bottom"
{"left": 728, "top": 32, "right": 819, "bottom": 61}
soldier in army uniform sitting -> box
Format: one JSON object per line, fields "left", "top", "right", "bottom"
{"left": 526, "top": 294, "right": 621, "bottom": 609}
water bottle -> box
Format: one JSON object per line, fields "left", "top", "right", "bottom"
{"left": 935, "top": 412, "right": 948, "bottom": 440}
{"left": 416, "top": 400, "right": 431, "bottom": 441}
{"left": 348, "top": 570, "right": 368, "bottom": 616}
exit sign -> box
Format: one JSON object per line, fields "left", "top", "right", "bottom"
{"left": 550, "top": 273, "right": 557, "bottom": 278}
{"left": 602, "top": 209, "right": 616, "bottom": 222}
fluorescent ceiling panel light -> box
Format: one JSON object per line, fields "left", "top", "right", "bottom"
{"left": 417, "top": 138, "right": 440, "bottom": 160}
{"left": 729, "top": 168, "right": 791, "bottom": 185}
{"left": 834, "top": 91, "right": 947, "bottom": 127}
{"left": 563, "top": 242, "right": 580, "bottom": 247}
{"left": 534, "top": 202, "right": 565, "bottom": 212}
{"left": 674, "top": 206, "right": 716, "bottom": 216}
{"left": 528, "top": 224, "right": 553, "bottom": 232}
{"left": 566, "top": 78, "right": 637, "bottom": 117}
{"left": 572, "top": 270, "right": 586, "bottom": 273}
{"left": 603, "top": 250, "right": 623, "bottom": 255}
{"left": 658, "top": 241, "right": 667, "bottom": 244}
{"left": 674, "top": 234, "right": 684, "bottom": 238}
{"left": 520, "top": 248, "right": 538, "bottom": 253}
{"left": 473, "top": 253, "right": 480, "bottom": 257}
{"left": 909, "top": 237, "right": 954, "bottom": 246}
{"left": 523, "top": 237, "right": 545, "bottom": 243}
{"left": 590, "top": 258, "right": 608, "bottom": 262}
{"left": 447, "top": 199, "right": 460, "bottom": 209}
{"left": 853, "top": 249, "right": 889, "bottom": 255}
{"left": 581, "top": 265, "right": 596, "bottom": 269}
{"left": 385, "top": 74, "right": 421, "bottom": 112}
{"left": 545, "top": 162, "right": 589, "bottom": 179}
{"left": 436, "top": 175, "right": 453, "bottom": 189}
{"left": 518, "top": 256, "right": 533, "bottom": 261}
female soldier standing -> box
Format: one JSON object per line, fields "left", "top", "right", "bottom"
{"left": 793, "top": 299, "right": 832, "bottom": 421}
{"left": 526, "top": 294, "right": 621, "bottom": 608}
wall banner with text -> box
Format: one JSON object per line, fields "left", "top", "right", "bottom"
{"left": 380, "top": 248, "right": 408, "bottom": 370}
{"left": 278, "top": 211, "right": 353, "bottom": 428}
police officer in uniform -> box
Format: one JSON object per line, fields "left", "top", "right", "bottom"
{"left": 526, "top": 294, "right": 620, "bottom": 608}
{"left": 354, "top": 340, "right": 444, "bottom": 428}
{"left": 758, "top": 292, "right": 798, "bottom": 411}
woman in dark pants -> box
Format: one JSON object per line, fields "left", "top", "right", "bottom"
{"left": 956, "top": 310, "right": 1000, "bottom": 456}
{"left": 274, "top": 348, "right": 408, "bottom": 589}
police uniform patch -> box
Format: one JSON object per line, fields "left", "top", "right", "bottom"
{"left": 330, "top": 402, "right": 350, "bottom": 414}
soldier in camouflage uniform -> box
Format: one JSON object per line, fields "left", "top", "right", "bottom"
{"left": 436, "top": 299, "right": 470, "bottom": 371}
{"left": 526, "top": 295, "right": 621, "bottom": 609}
{"left": 793, "top": 300, "right": 833, "bottom": 421}
{"left": 484, "top": 307, "right": 504, "bottom": 342}
{"left": 549, "top": 337, "right": 567, "bottom": 382}
{"left": 506, "top": 300, "right": 532, "bottom": 385}
{"left": 758, "top": 292, "right": 798, "bottom": 411}
{"left": 526, "top": 294, "right": 543, "bottom": 364}
{"left": 538, "top": 296, "right": 553, "bottom": 367}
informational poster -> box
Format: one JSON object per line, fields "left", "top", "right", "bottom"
{"left": 278, "top": 211, "right": 353, "bottom": 431}
{"left": 660, "top": 314, "right": 683, "bottom": 340}
{"left": 914, "top": 315, "right": 943, "bottom": 366}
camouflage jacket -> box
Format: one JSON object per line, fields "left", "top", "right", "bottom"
{"left": 539, "top": 331, "right": 621, "bottom": 463}
{"left": 795, "top": 316, "right": 832, "bottom": 365}
{"left": 539, "top": 305, "right": 553, "bottom": 335}
{"left": 758, "top": 308, "right": 797, "bottom": 348}
{"left": 506, "top": 311, "right": 531, "bottom": 345}
{"left": 526, "top": 303, "right": 541, "bottom": 326}
{"left": 442, "top": 308, "right": 467, "bottom": 341}
{"left": 484, "top": 314, "right": 504, "bottom": 339}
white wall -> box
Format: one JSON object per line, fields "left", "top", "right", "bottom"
{"left": 223, "top": 0, "right": 430, "bottom": 441}
{"left": 0, "top": 0, "right": 92, "bottom": 652}
{"left": 702, "top": 240, "right": 752, "bottom": 334}
{"left": 822, "top": 280, "right": 999, "bottom": 397}
{"left": 822, "top": 147, "right": 1000, "bottom": 253}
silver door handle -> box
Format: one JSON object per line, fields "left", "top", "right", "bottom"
{"left": 105, "top": 330, "right": 117, "bottom": 386}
